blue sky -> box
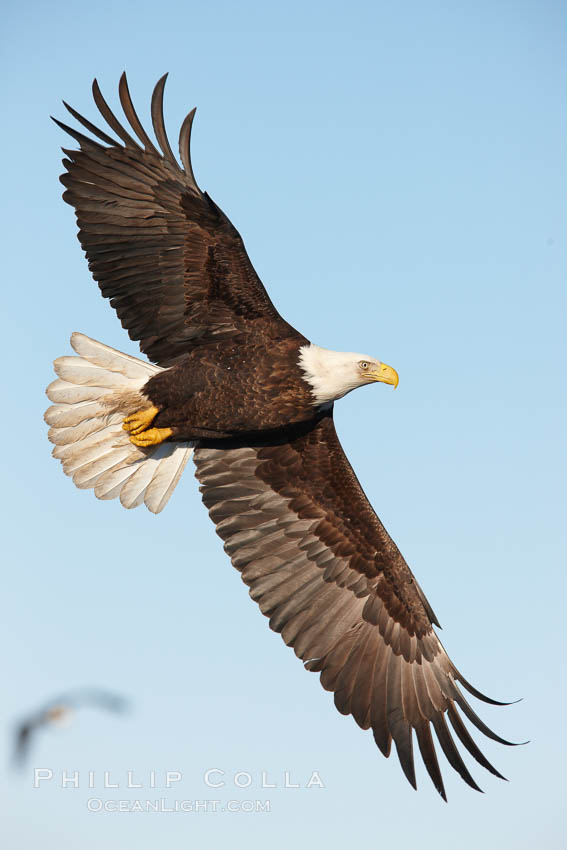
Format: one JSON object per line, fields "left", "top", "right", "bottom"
{"left": 1, "top": 0, "right": 565, "bottom": 847}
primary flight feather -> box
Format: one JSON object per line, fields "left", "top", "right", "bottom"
{"left": 45, "top": 73, "right": 515, "bottom": 799}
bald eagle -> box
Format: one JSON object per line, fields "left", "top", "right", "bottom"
{"left": 45, "top": 74, "right": 515, "bottom": 799}
{"left": 13, "top": 688, "right": 128, "bottom": 766}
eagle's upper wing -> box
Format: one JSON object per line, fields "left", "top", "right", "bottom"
{"left": 194, "top": 413, "right": 513, "bottom": 799}
{"left": 62, "top": 688, "right": 129, "bottom": 713}
{"left": 54, "top": 74, "right": 296, "bottom": 367}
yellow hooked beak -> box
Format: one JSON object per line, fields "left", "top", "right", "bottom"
{"left": 368, "top": 362, "right": 399, "bottom": 389}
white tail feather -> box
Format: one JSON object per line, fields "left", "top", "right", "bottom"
{"left": 48, "top": 414, "right": 124, "bottom": 447}
{"left": 45, "top": 333, "right": 193, "bottom": 513}
{"left": 119, "top": 453, "right": 164, "bottom": 509}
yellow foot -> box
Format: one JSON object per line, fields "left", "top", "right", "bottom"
{"left": 130, "top": 427, "right": 173, "bottom": 447}
{"left": 123, "top": 405, "right": 159, "bottom": 435}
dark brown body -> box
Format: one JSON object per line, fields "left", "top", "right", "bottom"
{"left": 145, "top": 334, "right": 317, "bottom": 440}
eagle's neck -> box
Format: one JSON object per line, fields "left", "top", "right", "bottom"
{"left": 298, "top": 343, "right": 359, "bottom": 405}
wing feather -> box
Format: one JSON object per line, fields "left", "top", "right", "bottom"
{"left": 150, "top": 74, "right": 180, "bottom": 168}
{"left": 92, "top": 78, "right": 141, "bottom": 151}
{"left": 118, "top": 72, "right": 160, "bottom": 156}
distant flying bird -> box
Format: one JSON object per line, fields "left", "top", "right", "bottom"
{"left": 13, "top": 689, "right": 128, "bottom": 766}
{"left": 45, "top": 74, "right": 516, "bottom": 799}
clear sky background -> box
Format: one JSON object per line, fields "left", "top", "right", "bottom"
{"left": 1, "top": 1, "right": 565, "bottom": 847}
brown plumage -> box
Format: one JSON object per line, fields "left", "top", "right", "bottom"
{"left": 46, "top": 73, "right": 517, "bottom": 799}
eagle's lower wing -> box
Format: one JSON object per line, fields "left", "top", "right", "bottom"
{"left": 194, "top": 413, "right": 512, "bottom": 799}
{"left": 13, "top": 724, "right": 32, "bottom": 766}
{"left": 54, "top": 74, "right": 296, "bottom": 367}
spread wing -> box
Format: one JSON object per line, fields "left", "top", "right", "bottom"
{"left": 54, "top": 73, "right": 296, "bottom": 367}
{"left": 194, "top": 413, "right": 514, "bottom": 799}
{"left": 12, "top": 722, "right": 34, "bottom": 767}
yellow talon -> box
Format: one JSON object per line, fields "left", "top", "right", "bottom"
{"left": 123, "top": 405, "right": 159, "bottom": 435}
{"left": 129, "top": 427, "right": 173, "bottom": 447}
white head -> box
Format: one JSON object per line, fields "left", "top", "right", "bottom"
{"left": 298, "top": 344, "right": 399, "bottom": 405}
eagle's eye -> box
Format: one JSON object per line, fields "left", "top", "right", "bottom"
{"left": 359, "top": 361, "right": 369, "bottom": 371}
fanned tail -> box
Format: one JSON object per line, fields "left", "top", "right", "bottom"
{"left": 44, "top": 333, "right": 192, "bottom": 513}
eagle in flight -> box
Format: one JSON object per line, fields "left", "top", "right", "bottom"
{"left": 45, "top": 74, "right": 515, "bottom": 799}
{"left": 13, "top": 689, "right": 128, "bottom": 766}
